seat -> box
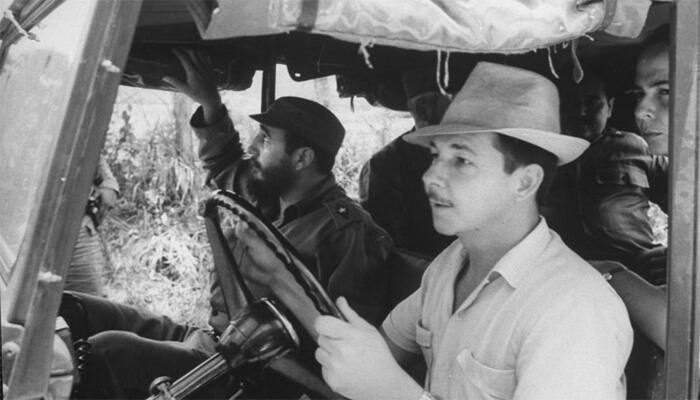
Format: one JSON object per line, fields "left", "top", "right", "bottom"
{"left": 386, "top": 247, "right": 432, "bottom": 310}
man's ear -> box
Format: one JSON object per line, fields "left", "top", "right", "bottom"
{"left": 513, "top": 164, "right": 544, "bottom": 200}
{"left": 293, "top": 147, "right": 316, "bottom": 170}
{"left": 607, "top": 97, "right": 615, "bottom": 119}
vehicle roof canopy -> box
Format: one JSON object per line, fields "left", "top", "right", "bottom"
{"left": 0, "top": 0, "right": 671, "bottom": 110}
{"left": 122, "top": 0, "right": 669, "bottom": 111}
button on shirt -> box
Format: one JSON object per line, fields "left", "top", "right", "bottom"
{"left": 383, "top": 219, "right": 633, "bottom": 400}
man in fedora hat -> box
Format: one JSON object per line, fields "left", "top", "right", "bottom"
{"left": 305, "top": 62, "right": 633, "bottom": 400}
{"left": 63, "top": 49, "right": 392, "bottom": 399}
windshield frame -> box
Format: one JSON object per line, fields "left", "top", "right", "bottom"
{"left": 1, "top": 0, "right": 142, "bottom": 398}
{"left": 665, "top": 1, "right": 700, "bottom": 398}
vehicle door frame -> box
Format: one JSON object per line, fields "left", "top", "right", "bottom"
{"left": 1, "top": 1, "right": 142, "bottom": 398}
{"left": 666, "top": 0, "right": 700, "bottom": 398}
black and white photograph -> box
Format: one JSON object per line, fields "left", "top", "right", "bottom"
{"left": 0, "top": 1, "right": 695, "bottom": 399}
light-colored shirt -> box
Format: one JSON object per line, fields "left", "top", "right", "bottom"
{"left": 383, "top": 218, "right": 633, "bottom": 400}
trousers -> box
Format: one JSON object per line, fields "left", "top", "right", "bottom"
{"left": 60, "top": 292, "right": 223, "bottom": 399}
{"left": 60, "top": 292, "right": 318, "bottom": 399}
{"left": 66, "top": 222, "right": 106, "bottom": 296}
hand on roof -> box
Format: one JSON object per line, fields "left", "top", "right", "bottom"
{"left": 163, "top": 48, "right": 223, "bottom": 123}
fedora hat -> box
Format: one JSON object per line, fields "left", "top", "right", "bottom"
{"left": 404, "top": 62, "right": 588, "bottom": 165}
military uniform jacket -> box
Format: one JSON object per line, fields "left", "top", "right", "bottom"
{"left": 543, "top": 128, "right": 668, "bottom": 281}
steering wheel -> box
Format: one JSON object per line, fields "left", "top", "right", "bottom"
{"left": 203, "top": 190, "right": 345, "bottom": 320}
{"left": 147, "top": 190, "right": 342, "bottom": 399}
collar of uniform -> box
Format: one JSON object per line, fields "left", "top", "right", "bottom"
{"left": 485, "top": 217, "right": 551, "bottom": 289}
{"left": 592, "top": 126, "right": 624, "bottom": 144}
{"left": 276, "top": 175, "right": 343, "bottom": 226}
{"left": 584, "top": 127, "right": 614, "bottom": 147}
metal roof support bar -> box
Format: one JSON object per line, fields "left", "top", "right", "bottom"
{"left": 666, "top": 0, "right": 700, "bottom": 398}
{"left": 261, "top": 36, "right": 276, "bottom": 112}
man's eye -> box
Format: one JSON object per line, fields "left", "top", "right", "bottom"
{"left": 625, "top": 89, "right": 644, "bottom": 101}
{"left": 658, "top": 87, "right": 670, "bottom": 96}
{"left": 585, "top": 97, "right": 604, "bottom": 109}
{"left": 455, "top": 157, "right": 471, "bottom": 166}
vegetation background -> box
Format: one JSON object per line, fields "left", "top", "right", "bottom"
{"left": 100, "top": 71, "right": 412, "bottom": 326}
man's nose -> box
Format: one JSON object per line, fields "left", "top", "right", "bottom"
{"left": 247, "top": 134, "right": 263, "bottom": 155}
{"left": 423, "top": 161, "right": 444, "bottom": 188}
{"left": 634, "top": 95, "right": 655, "bottom": 125}
{"left": 575, "top": 102, "right": 588, "bottom": 117}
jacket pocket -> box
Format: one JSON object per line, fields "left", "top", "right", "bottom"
{"left": 456, "top": 349, "right": 516, "bottom": 400}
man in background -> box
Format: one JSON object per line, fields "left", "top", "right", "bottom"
{"left": 592, "top": 25, "right": 672, "bottom": 400}
{"left": 359, "top": 69, "right": 453, "bottom": 258}
{"left": 543, "top": 63, "right": 667, "bottom": 284}
{"left": 65, "top": 155, "right": 119, "bottom": 295}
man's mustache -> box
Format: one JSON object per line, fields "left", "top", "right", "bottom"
{"left": 426, "top": 188, "right": 449, "bottom": 204}
{"left": 246, "top": 155, "right": 261, "bottom": 170}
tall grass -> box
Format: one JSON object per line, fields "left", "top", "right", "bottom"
{"left": 102, "top": 107, "right": 212, "bottom": 326}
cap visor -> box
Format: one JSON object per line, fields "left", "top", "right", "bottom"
{"left": 249, "top": 112, "right": 290, "bottom": 130}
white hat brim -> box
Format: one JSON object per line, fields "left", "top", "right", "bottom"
{"left": 404, "top": 124, "right": 589, "bottom": 166}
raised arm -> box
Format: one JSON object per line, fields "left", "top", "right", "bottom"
{"left": 164, "top": 49, "right": 246, "bottom": 190}
{"left": 164, "top": 49, "right": 224, "bottom": 125}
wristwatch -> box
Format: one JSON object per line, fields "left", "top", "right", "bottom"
{"left": 602, "top": 265, "right": 628, "bottom": 281}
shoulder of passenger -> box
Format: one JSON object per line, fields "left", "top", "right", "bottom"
{"left": 548, "top": 260, "right": 623, "bottom": 300}
{"left": 528, "top": 249, "right": 629, "bottom": 312}
{"left": 369, "top": 139, "right": 408, "bottom": 168}
{"left": 323, "top": 198, "right": 370, "bottom": 230}
{"left": 602, "top": 129, "right": 650, "bottom": 153}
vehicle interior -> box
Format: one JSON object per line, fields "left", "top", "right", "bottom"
{"left": 1, "top": 0, "right": 699, "bottom": 399}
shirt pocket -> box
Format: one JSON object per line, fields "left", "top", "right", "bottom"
{"left": 456, "top": 349, "right": 516, "bottom": 400}
{"left": 415, "top": 320, "right": 433, "bottom": 369}
{"left": 595, "top": 165, "right": 649, "bottom": 189}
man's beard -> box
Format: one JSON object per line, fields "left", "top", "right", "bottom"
{"left": 249, "top": 158, "right": 296, "bottom": 198}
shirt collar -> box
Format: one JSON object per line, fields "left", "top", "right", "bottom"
{"left": 486, "top": 217, "right": 552, "bottom": 289}
{"left": 277, "top": 175, "right": 342, "bottom": 226}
